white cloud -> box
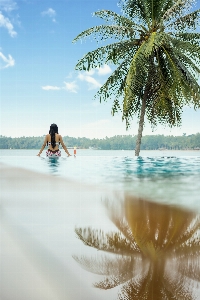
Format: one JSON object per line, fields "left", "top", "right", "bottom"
{"left": 85, "top": 69, "right": 95, "bottom": 76}
{"left": 41, "top": 81, "right": 78, "bottom": 93}
{"left": 41, "top": 66, "right": 109, "bottom": 94}
{"left": 42, "top": 85, "right": 61, "bottom": 90}
{"left": 0, "top": 51, "right": 15, "bottom": 68}
{"left": 97, "top": 64, "right": 112, "bottom": 76}
{"left": 63, "top": 81, "right": 78, "bottom": 93}
{"left": 0, "top": 11, "right": 17, "bottom": 36}
{"left": 41, "top": 8, "right": 56, "bottom": 17}
{"left": 41, "top": 8, "right": 56, "bottom": 22}
{"left": 0, "top": 0, "right": 17, "bottom": 12}
{"left": 75, "top": 65, "right": 111, "bottom": 91}
{"left": 78, "top": 73, "right": 101, "bottom": 90}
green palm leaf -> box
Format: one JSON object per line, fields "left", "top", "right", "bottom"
{"left": 167, "top": 9, "right": 200, "bottom": 30}
{"left": 162, "top": 0, "right": 195, "bottom": 22}
{"left": 94, "top": 9, "right": 147, "bottom": 33}
{"left": 175, "top": 32, "right": 200, "bottom": 45}
{"left": 75, "top": 40, "right": 138, "bottom": 71}
{"left": 73, "top": 25, "right": 136, "bottom": 43}
{"left": 73, "top": 0, "right": 200, "bottom": 156}
{"left": 95, "top": 57, "right": 133, "bottom": 103}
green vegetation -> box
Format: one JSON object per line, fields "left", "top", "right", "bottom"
{"left": 73, "top": 0, "right": 200, "bottom": 156}
{"left": 1, "top": 134, "right": 200, "bottom": 150}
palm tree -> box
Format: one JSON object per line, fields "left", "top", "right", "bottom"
{"left": 73, "top": 196, "right": 200, "bottom": 299}
{"left": 73, "top": 0, "right": 200, "bottom": 156}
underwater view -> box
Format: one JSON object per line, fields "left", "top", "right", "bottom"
{"left": 0, "top": 150, "right": 200, "bottom": 299}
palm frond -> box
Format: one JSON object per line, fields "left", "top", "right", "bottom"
{"left": 120, "top": 0, "right": 152, "bottom": 26}
{"left": 174, "top": 215, "right": 200, "bottom": 249}
{"left": 75, "top": 40, "right": 138, "bottom": 71}
{"left": 125, "top": 31, "right": 168, "bottom": 86}
{"left": 73, "top": 255, "right": 136, "bottom": 277}
{"left": 93, "top": 276, "right": 121, "bottom": 290}
{"left": 75, "top": 227, "right": 140, "bottom": 255}
{"left": 125, "top": 41, "right": 150, "bottom": 91}
{"left": 177, "top": 258, "right": 200, "bottom": 282}
{"left": 118, "top": 271, "right": 163, "bottom": 300}
{"left": 170, "top": 39, "right": 200, "bottom": 63}
{"left": 73, "top": 24, "right": 136, "bottom": 44}
{"left": 163, "top": 274, "right": 195, "bottom": 300}
{"left": 149, "top": 94, "right": 183, "bottom": 127}
{"left": 122, "top": 42, "right": 152, "bottom": 126}
{"left": 93, "top": 256, "right": 142, "bottom": 290}
{"left": 93, "top": 269, "right": 135, "bottom": 290}
{"left": 171, "top": 41, "right": 200, "bottom": 76}
{"left": 175, "top": 32, "right": 200, "bottom": 45}
{"left": 161, "top": 47, "right": 194, "bottom": 101}
{"left": 107, "top": 213, "right": 141, "bottom": 251}
{"left": 124, "top": 197, "right": 198, "bottom": 252}
{"left": 162, "top": 0, "right": 195, "bottom": 22}
{"left": 164, "top": 47, "right": 200, "bottom": 105}
{"left": 111, "top": 98, "right": 122, "bottom": 115}
{"left": 167, "top": 9, "right": 200, "bottom": 31}
{"left": 94, "top": 56, "right": 132, "bottom": 103}
{"left": 174, "top": 243, "right": 200, "bottom": 259}
{"left": 151, "top": 0, "right": 174, "bottom": 21}
{"left": 93, "top": 9, "right": 147, "bottom": 33}
{"left": 118, "top": 277, "right": 144, "bottom": 300}
{"left": 72, "top": 255, "right": 114, "bottom": 275}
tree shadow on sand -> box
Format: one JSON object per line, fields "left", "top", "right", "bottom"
{"left": 73, "top": 196, "right": 200, "bottom": 299}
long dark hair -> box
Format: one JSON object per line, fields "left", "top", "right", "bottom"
{"left": 48, "top": 123, "right": 58, "bottom": 149}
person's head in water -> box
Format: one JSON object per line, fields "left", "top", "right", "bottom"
{"left": 49, "top": 124, "right": 58, "bottom": 148}
{"left": 49, "top": 123, "right": 58, "bottom": 135}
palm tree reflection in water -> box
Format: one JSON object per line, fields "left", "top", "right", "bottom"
{"left": 74, "top": 197, "right": 200, "bottom": 299}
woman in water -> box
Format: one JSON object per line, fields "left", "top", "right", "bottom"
{"left": 37, "top": 124, "right": 71, "bottom": 157}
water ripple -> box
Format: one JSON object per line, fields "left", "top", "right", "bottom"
{"left": 1, "top": 151, "right": 200, "bottom": 211}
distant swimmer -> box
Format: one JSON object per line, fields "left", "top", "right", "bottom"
{"left": 37, "top": 123, "right": 71, "bottom": 157}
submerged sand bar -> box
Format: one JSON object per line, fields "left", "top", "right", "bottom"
{"left": 0, "top": 163, "right": 117, "bottom": 300}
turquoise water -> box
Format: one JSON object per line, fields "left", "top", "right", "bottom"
{"left": 1, "top": 149, "right": 200, "bottom": 211}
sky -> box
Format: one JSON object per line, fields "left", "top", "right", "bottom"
{"left": 0, "top": 0, "right": 200, "bottom": 139}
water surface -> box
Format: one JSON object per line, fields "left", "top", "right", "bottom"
{"left": 1, "top": 149, "right": 200, "bottom": 211}
{"left": 1, "top": 149, "right": 200, "bottom": 299}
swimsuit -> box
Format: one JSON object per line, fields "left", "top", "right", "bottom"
{"left": 46, "top": 142, "right": 61, "bottom": 157}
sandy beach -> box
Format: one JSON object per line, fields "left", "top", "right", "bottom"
{"left": 0, "top": 163, "right": 119, "bottom": 300}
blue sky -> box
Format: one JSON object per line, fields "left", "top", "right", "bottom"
{"left": 0, "top": 0, "right": 200, "bottom": 138}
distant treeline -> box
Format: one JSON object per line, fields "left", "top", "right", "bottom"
{"left": 1, "top": 133, "right": 200, "bottom": 150}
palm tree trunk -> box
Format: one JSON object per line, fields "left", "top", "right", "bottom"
{"left": 135, "top": 96, "right": 146, "bottom": 156}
